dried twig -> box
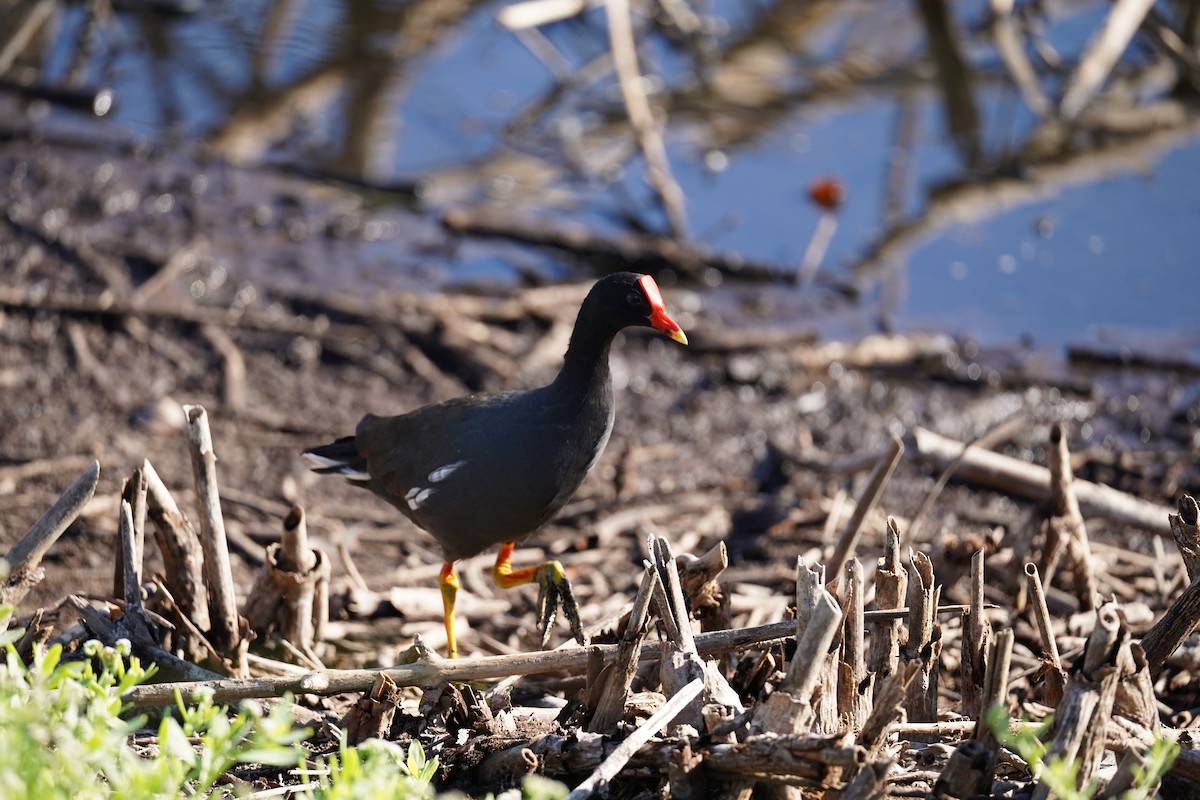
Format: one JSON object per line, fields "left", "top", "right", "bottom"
{"left": 183, "top": 405, "right": 242, "bottom": 657}
{"left": 827, "top": 432, "right": 904, "bottom": 584}
{"left": 565, "top": 677, "right": 704, "bottom": 800}
{"left": 911, "top": 427, "right": 1173, "bottom": 535}
{"left": 1, "top": 460, "right": 101, "bottom": 614}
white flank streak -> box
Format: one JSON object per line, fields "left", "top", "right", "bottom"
{"left": 428, "top": 460, "right": 466, "bottom": 483}
{"left": 405, "top": 487, "right": 434, "bottom": 510}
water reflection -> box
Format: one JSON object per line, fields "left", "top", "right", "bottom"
{"left": 2, "top": 0, "right": 1198, "bottom": 343}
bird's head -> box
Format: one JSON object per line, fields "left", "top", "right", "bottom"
{"left": 586, "top": 272, "right": 688, "bottom": 345}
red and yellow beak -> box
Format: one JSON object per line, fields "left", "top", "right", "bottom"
{"left": 638, "top": 274, "right": 688, "bottom": 345}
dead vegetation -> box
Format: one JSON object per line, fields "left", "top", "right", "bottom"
{"left": 3, "top": 0, "right": 1200, "bottom": 795}
{"left": 2, "top": 267, "right": 1199, "bottom": 797}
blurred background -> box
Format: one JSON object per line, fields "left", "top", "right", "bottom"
{"left": 2, "top": 0, "right": 1199, "bottom": 350}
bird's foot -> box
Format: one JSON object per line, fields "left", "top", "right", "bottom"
{"left": 535, "top": 561, "right": 585, "bottom": 649}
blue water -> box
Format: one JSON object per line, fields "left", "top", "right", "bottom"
{"left": 31, "top": 0, "right": 1200, "bottom": 350}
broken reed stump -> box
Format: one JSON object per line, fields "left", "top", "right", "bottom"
{"left": 902, "top": 551, "right": 941, "bottom": 742}
{"left": 1170, "top": 495, "right": 1200, "bottom": 581}
{"left": 1040, "top": 421, "right": 1097, "bottom": 610}
{"left": 867, "top": 518, "right": 907, "bottom": 689}
{"left": 242, "top": 505, "right": 331, "bottom": 667}
{"left": 1032, "top": 604, "right": 1125, "bottom": 800}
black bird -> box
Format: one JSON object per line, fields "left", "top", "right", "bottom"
{"left": 304, "top": 272, "right": 687, "bottom": 656}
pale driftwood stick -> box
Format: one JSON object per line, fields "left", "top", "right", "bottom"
{"left": 1139, "top": 571, "right": 1200, "bottom": 672}
{"left": 588, "top": 563, "right": 657, "bottom": 733}
{"left": 799, "top": 558, "right": 841, "bottom": 733}
{"left": 868, "top": 518, "right": 907, "bottom": 689}
{"left": 602, "top": 0, "right": 689, "bottom": 240}
{"left": 132, "top": 235, "right": 207, "bottom": 304}
{"left": 1024, "top": 562, "right": 1062, "bottom": 668}
{"left": 143, "top": 459, "right": 210, "bottom": 633}
{"left": 1170, "top": 495, "right": 1200, "bottom": 581}
{"left": 183, "top": 405, "right": 241, "bottom": 653}
{"left": 564, "top": 677, "right": 704, "bottom": 800}
{"left": 655, "top": 537, "right": 696, "bottom": 654}
{"left": 960, "top": 549, "right": 990, "bottom": 719}
{"left": 839, "top": 558, "right": 871, "bottom": 732}
{"left": 114, "top": 468, "right": 148, "bottom": 601}
{"left": 1059, "top": 0, "right": 1158, "bottom": 119}
{"left": 1, "top": 460, "right": 101, "bottom": 614}
{"left": 865, "top": 603, "right": 977, "bottom": 621}
{"left": 123, "top": 619, "right": 802, "bottom": 707}
{"left": 677, "top": 541, "right": 728, "bottom": 621}
{"left": 827, "top": 432, "right": 904, "bottom": 584}
{"left": 0, "top": 284, "right": 345, "bottom": 339}
{"left": 973, "top": 628, "right": 1013, "bottom": 765}
{"left": 653, "top": 537, "right": 740, "bottom": 726}
{"left": 0, "top": 455, "right": 96, "bottom": 486}
{"left": 119, "top": 500, "right": 145, "bottom": 616}
{"left": 649, "top": 566, "right": 683, "bottom": 646}
{"left": 912, "top": 427, "right": 1172, "bottom": 535}
{"left": 909, "top": 412, "right": 1026, "bottom": 541}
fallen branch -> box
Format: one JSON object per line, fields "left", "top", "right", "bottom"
{"left": 123, "top": 619, "right": 801, "bottom": 707}
{"left": 911, "top": 427, "right": 1172, "bottom": 535}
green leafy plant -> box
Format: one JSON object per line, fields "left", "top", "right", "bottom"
{"left": 986, "top": 704, "right": 1179, "bottom": 800}
{"left": 298, "top": 737, "right": 439, "bottom": 799}
{"left": 0, "top": 607, "right": 441, "bottom": 799}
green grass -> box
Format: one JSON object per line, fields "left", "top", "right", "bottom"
{"left": 0, "top": 607, "right": 441, "bottom": 798}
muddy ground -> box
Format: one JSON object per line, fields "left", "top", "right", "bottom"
{"left": 3, "top": 112, "right": 1200, "bottom": 795}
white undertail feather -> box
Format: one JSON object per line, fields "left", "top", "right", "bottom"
{"left": 428, "top": 460, "right": 466, "bottom": 483}
{"left": 302, "top": 452, "right": 370, "bottom": 481}
{"left": 405, "top": 486, "right": 434, "bottom": 510}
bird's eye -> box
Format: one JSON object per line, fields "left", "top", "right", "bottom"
{"left": 626, "top": 291, "right": 641, "bottom": 306}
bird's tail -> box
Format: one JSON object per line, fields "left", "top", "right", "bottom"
{"left": 302, "top": 437, "right": 369, "bottom": 481}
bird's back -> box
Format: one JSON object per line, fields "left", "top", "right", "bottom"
{"left": 355, "top": 384, "right": 613, "bottom": 561}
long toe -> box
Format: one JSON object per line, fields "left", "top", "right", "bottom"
{"left": 535, "top": 562, "right": 585, "bottom": 648}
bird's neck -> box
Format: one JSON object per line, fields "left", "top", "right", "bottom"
{"left": 551, "top": 316, "right": 615, "bottom": 403}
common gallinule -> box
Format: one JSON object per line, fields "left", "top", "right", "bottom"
{"left": 304, "top": 272, "right": 687, "bottom": 657}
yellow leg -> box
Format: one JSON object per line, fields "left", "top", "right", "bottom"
{"left": 492, "top": 542, "right": 581, "bottom": 648}
{"left": 439, "top": 561, "right": 460, "bottom": 658}
{"left": 492, "top": 541, "right": 557, "bottom": 588}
